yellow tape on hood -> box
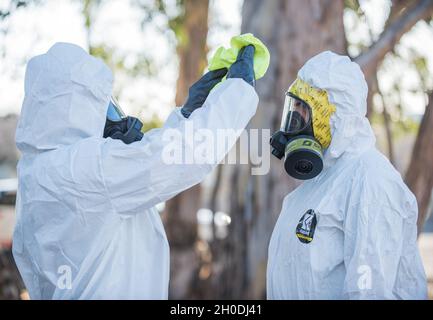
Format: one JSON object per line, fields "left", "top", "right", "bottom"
{"left": 288, "top": 78, "right": 336, "bottom": 148}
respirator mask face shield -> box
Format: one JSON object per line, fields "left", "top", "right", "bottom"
{"left": 270, "top": 92, "right": 324, "bottom": 180}
{"left": 281, "top": 92, "right": 311, "bottom": 134}
{"left": 103, "top": 96, "right": 144, "bottom": 144}
{"left": 106, "top": 96, "right": 127, "bottom": 121}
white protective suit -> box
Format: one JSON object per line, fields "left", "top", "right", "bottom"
{"left": 267, "top": 51, "right": 427, "bottom": 300}
{"left": 13, "top": 43, "right": 258, "bottom": 299}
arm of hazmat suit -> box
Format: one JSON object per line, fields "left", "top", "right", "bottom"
{"left": 102, "top": 78, "right": 258, "bottom": 214}
{"left": 342, "top": 173, "right": 426, "bottom": 299}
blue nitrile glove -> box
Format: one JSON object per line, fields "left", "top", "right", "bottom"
{"left": 181, "top": 68, "right": 228, "bottom": 118}
{"left": 226, "top": 45, "right": 256, "bottom": 87}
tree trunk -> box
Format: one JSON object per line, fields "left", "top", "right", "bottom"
{"left": 163, "top": 0, "right": 209, "bottom": 299}
{"left": 206, "top": 0, "right": 346, "bottom": 299}
{"left": 405, "top": 91, "right": 433, "bottom": 234}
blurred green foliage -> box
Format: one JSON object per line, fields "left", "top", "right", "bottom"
{"left": 371, "top": 110, "right": 420, "bottom": 139}
{"left": 135, "top": 0, "right": 189, "bottom": 47}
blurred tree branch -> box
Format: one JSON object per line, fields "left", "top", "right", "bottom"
{"left": 353, "top": 0, "right": 396, "bottom": 161}
{"left": 375, "top": 75, "right": 395, "bottom": 164}
{"left": 355, "top": 0, "right": 433, "bottom": 79}
{"left": 388, "top": 0, "right": 417, "bottom": 25}
{"left": 0, "top": 0, "right": 37, "bottom": 21}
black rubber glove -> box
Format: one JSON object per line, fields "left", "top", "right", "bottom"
{"left": 227, "top": 45, "right": 256, "bottom": 87}
{"left": 181, "top": 68, "right": 228, "bottom": 118}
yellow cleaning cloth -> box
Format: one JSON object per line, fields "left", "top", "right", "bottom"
{"left": 208, "top": 33, "right": 270, "bottom": 80}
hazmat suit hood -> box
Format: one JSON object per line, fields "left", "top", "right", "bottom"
{"left": 16, "top": 42, "right": 113, "bottom": 154}
{"left": 297, "top": 51, "right": 376, "bottom": 167}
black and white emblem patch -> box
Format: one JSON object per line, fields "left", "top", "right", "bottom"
{"left": 295, "top": 209, "right": 317, "bottom": 244}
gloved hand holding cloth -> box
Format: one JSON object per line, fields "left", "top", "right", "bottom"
{"left": 208, "top": 33, "right": 270, "bottom": 83}
{"left": 181, "top": 33, "right": 269, "bottom": 118}
{"left": 227, "top": 45, "right": 256, "bottom": 86}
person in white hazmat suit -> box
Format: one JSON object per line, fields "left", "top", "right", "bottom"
{"left": 267, "top": 51, "right": 427, "bottom": 300}
{"left": 13, "top": 43, "right": 259, "bottom": 299}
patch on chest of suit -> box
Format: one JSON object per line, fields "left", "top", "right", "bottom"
{"left": 295, "top": 209, "right": 317, "bottom": 244}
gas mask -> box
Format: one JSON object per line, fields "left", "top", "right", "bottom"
{"left": 270, "top": 78, "right": 336, "bottom": 180}
{"left": 103, "top": 97, "right": 144, "bottom": 144}
{"left": 270, "top": 92, "right": 323, "bottom": 180}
